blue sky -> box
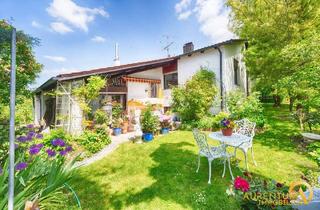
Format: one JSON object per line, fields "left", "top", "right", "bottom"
{"left": 0, "top": 0, "right": 234, "bottom": 87}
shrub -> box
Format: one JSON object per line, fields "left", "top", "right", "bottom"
{"left": 112, "top": 102, "right": 123, "bottom": 128}
{"left": 171, "top": 68, "right": 218, "bottom": 122}
{"left": 141, "top": 105, "right": 159, "bottom": 134}
{"left": 197, "top": 116, "right": 215, "bottom": 130}
{"left": 227, "top": 90, "right": 265, "bottom": 128}
{"left": 307, "top": 141, "right": 320, "bottom": 166}
{"left": 77, "top": 130, "right": 111, "bottom": 154}
{"left": 95, "top": 109, "right": 110, "bottom": 125}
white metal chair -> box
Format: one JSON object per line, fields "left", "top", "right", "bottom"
{"left": 232, "top": 119, "right": 257, "bottom": 170}
{"left": 192, "top": 129, "right": 234, "bottom": 184}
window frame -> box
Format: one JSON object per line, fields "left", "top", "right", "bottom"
{"left": 233, "top": 58, "right": 240, "bottom": 86}
{"left": 163, "top": 71, "right": 178, "bottom": 90}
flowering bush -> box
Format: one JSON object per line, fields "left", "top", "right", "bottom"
{"left": 159, "top": 115, "right": 172, "bottom": 129}
{"left": 220, "top": 118, "right": 235, "bottom": 129}
{"left": 226, "top": 172, "right": 291, "bottom": 209}
{"left": 77, "top": 129, "right": 111, "bottom": 154}
{"left": 0, "top": 124, "right": 77, "bottom": 209}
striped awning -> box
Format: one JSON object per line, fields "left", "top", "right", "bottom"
{"left": 122, "top": 76, "right": 161, "bottom": 84}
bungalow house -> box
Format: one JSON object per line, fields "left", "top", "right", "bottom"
{"left": 34, "top": 39, "right": 249, "bottom": 135}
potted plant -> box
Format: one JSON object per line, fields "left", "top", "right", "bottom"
{"left": 121, "top": 114, "right": 129, "bottom": 134}
{"left": 220, "top": 118, "right": 235, "bottom": 136}
{"left": 159, "top": 114, "right": 172, "bottom": 134}
{"left": 141, "top": 105, "right": 159, "bottom": 141}
{"left": 112, "top": 102, "right": 123, "bottom": 136}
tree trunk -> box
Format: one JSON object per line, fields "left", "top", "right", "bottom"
{"left": 289, "top": 96, "right": 295, "bottom": 112}
{"left": 273, "top": 95, "right": 281, "bottom": 107}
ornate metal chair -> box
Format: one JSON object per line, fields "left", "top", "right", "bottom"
{"left": 232, "top": 119, "right": 257, "bottom": 170}
{"left": 192, "top": 129, "right": 234, "bottom": 184}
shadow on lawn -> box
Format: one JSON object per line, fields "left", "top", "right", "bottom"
{"left": 108, "top": 142, "right": 240, "bottom": 209}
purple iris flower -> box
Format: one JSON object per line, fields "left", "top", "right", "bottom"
{"left": 29, "top": 145, "right": 40, "bottom": 155}
{"left": 59, "top": 150, "right": 67, "bottom": 156}
{"left": 51, "top": 138, "right": 65, "bottom": 147}
{"left": 35, "top": 133, "right": 43, "bottom": 139}
{"left": 46, "top": 149, "right": 56, "bottom": 157}
{"left": 26, "top": 124, "right": 34, "bottom": 129}
{"left": 17, "top": 136, "right": 27, "bottom": 142}
{"left": 65, "top": 146, "right": 73, "bottom": 152}
{"left": 36, "top": 143, "right": 44, "bottom": 149}
{"left": 15, "top": 162, "right": 28, "bottom": 171}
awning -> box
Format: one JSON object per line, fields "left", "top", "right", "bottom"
{"left": 122, "top": 76, "right": 161, "bottom": 84}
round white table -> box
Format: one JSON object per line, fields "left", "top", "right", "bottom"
{"left": 208, "top": 131, "right": 250, "bottom": 148}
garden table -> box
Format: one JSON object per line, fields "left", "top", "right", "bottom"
{"left": 208, "top": 131, "right": 252, "bottom": 169}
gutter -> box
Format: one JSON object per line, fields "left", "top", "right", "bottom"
{"left": 215, "top": 46, "right": 224, "bottom": 110}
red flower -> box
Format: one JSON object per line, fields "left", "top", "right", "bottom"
{"left": 234, "top": 176, "right": 250, "bottom": 192}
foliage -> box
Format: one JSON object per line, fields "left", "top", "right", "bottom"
{"left": 111, "top": 102, "right": 123, "bottom": 128}
{"left": 0, "top": 20, "right": 42, "bottom": 106}
{"left": 171, "top": 68, "right": 217, "bottom": 122}
{"left": 307, "top": 141, "right": 320, "bottom": 167}
{"left": 140, "top": 105, "right": 159, "bottom": 134}
{"left": 0, "top": 125, "right": 76, "bottom": 209}
{"left": 212, "top": 112, "right": 230, "bottom": 129}
{"left": 95, "top": 109, "right": 110, "bottom": 125}
{"left": 43, "top": 129, "right": 72, "bottom": 147}
{"left": 227, "top": 0, "right": 320, "bottom": 108}
{"left": 197, "top": 116, "right": 215, "bottom": 130}
{"left": 77, "top": 129, "right": 111, "bottom": 154}
{"left": 227, "top": 172, "right": 291, "bottom": 209}
{"left": 227, "top": 90, "right": 265, "bottom": 128}
{"left": 73, "top": 76, "right": 106, "bottom": 117}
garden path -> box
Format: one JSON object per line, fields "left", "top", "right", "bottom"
{"left": 74, "top": 132, "right": 136, "bottom": 167}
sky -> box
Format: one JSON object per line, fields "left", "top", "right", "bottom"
{"left": 0, "top": 0, "right": 235, "bottom": 87}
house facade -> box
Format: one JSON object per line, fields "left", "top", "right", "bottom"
{"left": 34, "top": 39, "right": 248, "bottom": 135}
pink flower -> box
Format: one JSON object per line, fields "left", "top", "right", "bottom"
{"left": 234, "top": 176, "right": 250, "bottom": 192}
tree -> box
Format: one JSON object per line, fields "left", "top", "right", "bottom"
{"left": 171, "top": 68, "right": 217, "bottom": 122}
{"left": 0, "top": 20, "right": 42, "bottom": 106}
{"left": 227, "top": 0, "right": 320, "bottom": 108}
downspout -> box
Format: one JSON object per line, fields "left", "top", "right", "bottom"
{"left": 215, "top": 46, "right": 224, "bottom": 111}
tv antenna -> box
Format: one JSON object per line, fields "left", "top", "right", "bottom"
{"left": 161, "top": 35, "right": 174, "bottom": 57}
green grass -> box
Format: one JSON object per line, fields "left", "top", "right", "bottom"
{"left": 69, "top": 104, "right": 317, "bottom": 209}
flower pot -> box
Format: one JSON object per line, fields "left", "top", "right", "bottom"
{"left": 143, "top": 133, "right": 154, "bottom": 141}
{"left": 161, "top": 128, "right": 169, "bottom": 134}
{"left": 222, "top": 128, "right": 233, "bottom": 136}
{"left": 121, "top": 122, "right": 128, "bottom": 134}
{"left": 113, "top": 128, "right": 122, "bottom": 136}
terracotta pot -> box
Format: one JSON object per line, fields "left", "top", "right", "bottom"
{"left": 122, "top": 121, "right": 128, "bottom": 134}
{"left": 221, "top": 128, "right": 233, "bottom": 136}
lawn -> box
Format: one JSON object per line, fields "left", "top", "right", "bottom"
{"left": 69, "top": 104, "right": 317, "bottom": 209}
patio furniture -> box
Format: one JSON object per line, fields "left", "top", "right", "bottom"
{"left": 208, "top": 118, "right": 256, "bottom": 171}
{"left": 301, "top": 133, "right": 320, "bottom": 143}
{"left": 192, "top": 129, "right": 234, "bottom": 184}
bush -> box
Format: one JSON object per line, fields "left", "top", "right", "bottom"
{"left": 77, "top": 129, "right": 111, "bottom": 154}
{"left": 227, "top": 90, "right": 265, "bottom": 128}
{"left": 197, "top": 116, "right": 215, "bottom": 130}
{"left": 43, "top": 129, "right": 72, "bottom": 147}
{"left": 95, "top": 109, "right": 110, "bottom": 125}
{"left": 307, "top": 141, "right": 320, "bottom": 166}
{"left": 171, "top": 68, "right": 218, "bottom": 122}
{"left": 141, "top": 105, "right": 159, "bottom": 133}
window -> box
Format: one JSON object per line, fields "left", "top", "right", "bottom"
{"left": 164, "top": 72, "right": 178, "bottom": 89}
{"left": 150, "top": 83, "right": 158, "bottom": 98}
{"left": 233, "top": 58, "right": 240, "bottom": 85}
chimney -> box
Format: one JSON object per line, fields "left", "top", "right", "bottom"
{"left": 183, "top": 42, "right": 194, "bottom": 54}
{"left": 113, "top": 43, "right": 121, "bottom": 66}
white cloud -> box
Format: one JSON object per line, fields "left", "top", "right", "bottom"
{"left": 31, "top": 20, "right": 42, "bottom": 28}
{"left": 44, "top": 55, "right": 67, "bottom": 62}
{"left": 91, "top": 36, "right": 106, "bottom": 43}
{"left": 175, "top": 0, "right": 191, "bottom": 13}
{"left": 47, "top": 0, "right": 108, "bottom": 32}
{"left": 178, "top": 10, "right": 193, "bottom": 20}
{"left": 50, "top": 22, "right": 73, "bottom": 34}
{"left": 175, "top": 0, "right": 235, "bottom": 42}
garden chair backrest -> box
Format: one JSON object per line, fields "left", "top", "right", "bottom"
{"left": 192, "top": 129, "right": 211, "bottom": 157}
{"left": 234, "top": 119, "right": 256, "bottom": 140}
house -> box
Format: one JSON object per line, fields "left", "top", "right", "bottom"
{"left": 34, "top": 39, "right": 249, "bottom": 135}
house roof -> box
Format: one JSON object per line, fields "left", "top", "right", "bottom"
{"left": 35, "top": 39, "right": 245, "bottom": 92}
